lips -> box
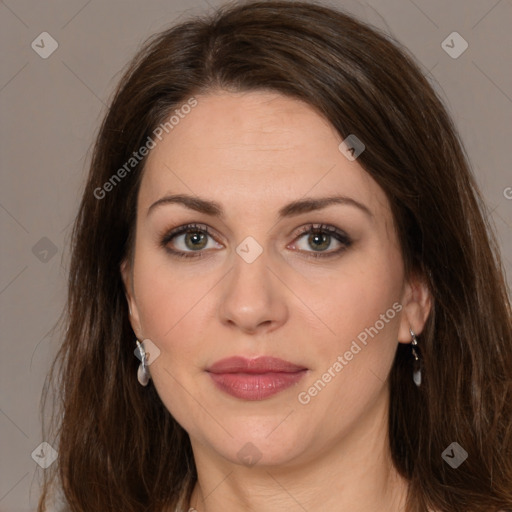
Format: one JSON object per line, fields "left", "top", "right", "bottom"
{"left": 206, "top": 356, "right": 308, "bottom": 401}
{"left": 207, "top": 356, "right": 307, "bottom": 374}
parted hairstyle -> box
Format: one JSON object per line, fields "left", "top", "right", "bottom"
{"left": 38, "top": 1, "right": 512, "bottom": 511}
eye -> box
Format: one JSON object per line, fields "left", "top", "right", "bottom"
{"left": 159, "top": 223, "right": 222, "bottom": 259}
{"left": 159, "top": 222, "right": 352, "bottom": 260}
{"left": 289, "top": 223, "right": 352, "bottom": 258}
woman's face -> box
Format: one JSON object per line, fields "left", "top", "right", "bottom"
{"left": 122, "top": 90, "right": 429, "bottom": 468}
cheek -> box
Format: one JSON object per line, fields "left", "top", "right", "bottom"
{"left": 132, "top": 245, "right": 183, "bottom": 339}
{"left": 301, "top": 248, "right": 403, "bottom": 355}
{"left": 295, "top": 257, "right": 403, "bottom": 425}
{"left": 132, "top": 248, "right": 219, "bottom": 363}
{"left": 136, "top": 276, "right": 204, "bottom": 351}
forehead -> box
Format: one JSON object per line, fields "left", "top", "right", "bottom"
{"left": 139, "top": 91, "right": 390, "bottom": 219}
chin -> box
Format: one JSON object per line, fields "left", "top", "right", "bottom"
{"left": 208, "top": 423, "right": 311, "bottom": 468}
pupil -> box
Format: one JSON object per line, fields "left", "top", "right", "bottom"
{"left": 186, "top": 231, "right": 206, "bottom": 250}
{"left": 309, "top": 233, "right": 329, "bottom": 251}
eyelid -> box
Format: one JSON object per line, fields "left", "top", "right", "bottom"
{"left": 291, "top": 223, "right": 349, "bottom": 239}
{"left": 159, "top": 222, "right": 212, "bottom": 243}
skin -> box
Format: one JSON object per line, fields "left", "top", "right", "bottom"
{"left": 121, "top": 90, "right": 431, "bottom": 512}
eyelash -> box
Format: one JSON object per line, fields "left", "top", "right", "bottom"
{"left": 159, "top": 223, "right": 352, "bottom": 260}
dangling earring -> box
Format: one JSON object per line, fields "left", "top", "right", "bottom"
{"left": 409, "top": 328, "right": 422, "bottom": 387}
{"left": 135, "top": 339, "right": 151, "bottom": 386}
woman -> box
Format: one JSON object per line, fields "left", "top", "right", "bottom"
{"left": 38, "top": 1, "right": 512, "bottom": 511}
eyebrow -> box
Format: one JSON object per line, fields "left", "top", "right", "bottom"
{"left": 147, "top": 193, "right": 373, "bottom": 219}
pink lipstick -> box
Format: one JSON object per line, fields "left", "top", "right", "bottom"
{"left": 206, "top": 356, "right": 307, "bottom": 401}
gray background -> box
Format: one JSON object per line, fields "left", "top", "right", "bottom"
{"left": 0, "top": 0, "right": 511, "bottom": 510}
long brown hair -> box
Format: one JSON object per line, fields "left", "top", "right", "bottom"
{"left": 38, "top": 1, "right": 512, "bottom": 510}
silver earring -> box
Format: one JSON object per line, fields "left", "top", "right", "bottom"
{"left": 135, "top": 339, "right": 151, "bottom": 386}
{"left": 409, "top": 328, "right": 421, "bottom": 387}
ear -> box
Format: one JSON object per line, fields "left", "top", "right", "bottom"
{"left": 120, "top": 258, "right": 143, "bottom": 339}
{"left": 397, "top": 272, "right": 432, "bottom": 344}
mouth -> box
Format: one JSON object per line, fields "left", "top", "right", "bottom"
{"left": 206, "top": 356, "right": 308, "bottom": 401}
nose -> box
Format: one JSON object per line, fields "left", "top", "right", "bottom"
{"left": 218, "top": 248, "right": 289, "bottom": 335}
